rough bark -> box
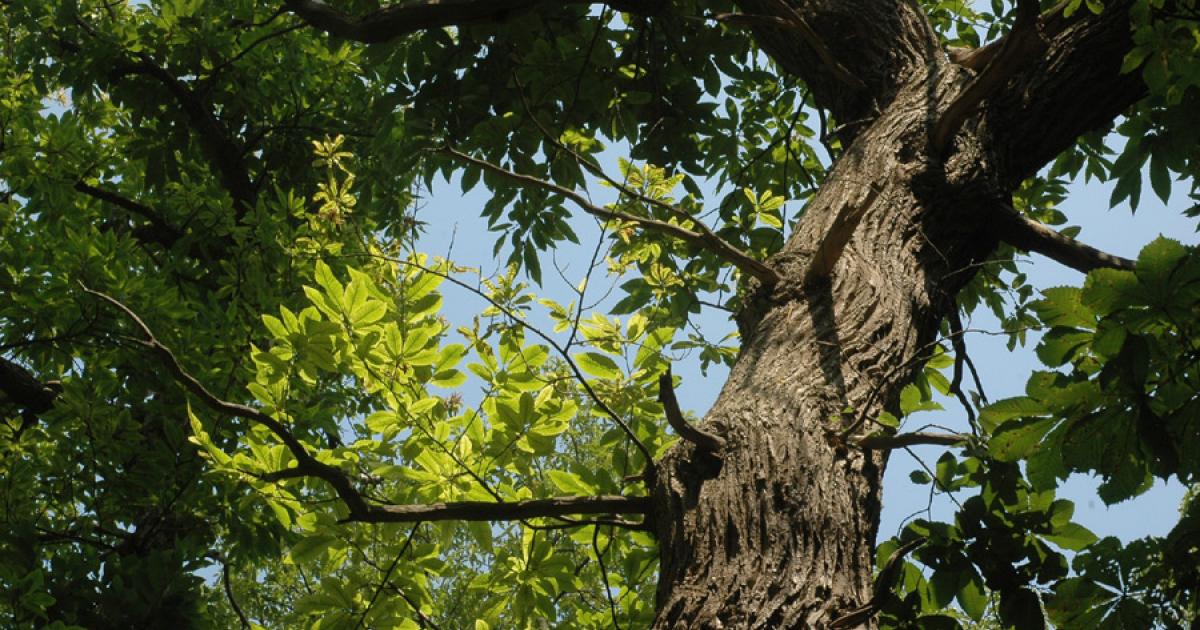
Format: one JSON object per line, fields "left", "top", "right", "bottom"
{"left": 649, "top": 2, "right": 1143, "bottom": 627}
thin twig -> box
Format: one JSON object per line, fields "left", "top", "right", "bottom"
{"left": 341, "top": 254, "right": 658, "bottom": 479}
{"left": 439, "top": 145, "right": 780, "bottom": 285}
{"left": 946, "top": 308, "right": 979, "bottom": 434}
{"left": 829, "top": 537, "right": 926, "bottom": 628}
{"left": 356, "top": 523, "right": 419, "bottom": 629}
{"left": 593, "top": 524, "right": 623, "bottom": 630}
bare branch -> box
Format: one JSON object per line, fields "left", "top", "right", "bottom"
{"left": 658, "top": 369, "right": 725, "bottom": 452}
{"left": 854, "top": 431, "right": 969, "bottom": 450}
{"left": 349, "top": 495, "right": 651, "bottom": 523}
{"left": 992, "top": 204, "right": 1135, "bottom": 273}
{"left": 440, "top": 146, "right": 781, "bottom": 284}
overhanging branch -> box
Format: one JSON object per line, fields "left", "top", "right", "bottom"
{"left": 991, "top": 204, "right": 1135, "bottom": 273}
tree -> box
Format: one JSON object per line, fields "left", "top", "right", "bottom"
{"left": 1, "top": 0, "right": 1197, "bottom": 627}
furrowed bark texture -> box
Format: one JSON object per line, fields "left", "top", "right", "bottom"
{"left": 649, "top": 2, "right": 1141, "bottom": 627}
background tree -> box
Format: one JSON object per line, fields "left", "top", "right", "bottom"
{"left": 1, "top": 0, "right": 1197, "bottom": 628}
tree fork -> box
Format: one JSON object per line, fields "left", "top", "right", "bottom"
{"left": 648, "top": 2, "right": 1144, "bottom": 627}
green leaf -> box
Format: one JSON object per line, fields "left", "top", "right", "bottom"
{"left": 956, "top": 572, "right": 987, "bottom": 621}
{"left": 289, "top": 534, "right": 338, "bottom": 564}
{"left": 1032, "top": 286, "right": 1094, "bottom": 328}
{"left": 1148, "top": 152, "right": 1171, "bottom": 204}
{"left": 990, "top": 416, "right": 1057, "bottom": 462}
{"left": 999, "top": 588, "right": 1044, "bottom": 630}
{"left": 545, "top": 470, "right": 595, "bottom": 495}
{"left": 574, "top": 352, "right": 622, "bottom": 380}
{"left": 979, "top": 396, "right": 1046, "bottom": 433}
{"left": 1043, "top": 522, "right": 1099, "bottom": 551}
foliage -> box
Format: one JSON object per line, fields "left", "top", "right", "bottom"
{"left": 0, "top": 0, "right": 1198, "bottom": 628}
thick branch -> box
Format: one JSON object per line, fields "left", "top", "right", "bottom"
{"left": 284, "top": 0, "right": 663, "bottom": 44}
{"left": 0, "top": 357, "right": 60, "bottom": 415}
{"left": 986, "top": 0, "right": 1144, "bottom": 185}
{"left": 992, "top": 205, "right": 1135, "bottom": 273}
{"left": 441, "top": 146, "right": 781, "bottom": 285}
{"left": 734, "top": 0, "right": 940, "bottom": 144}
{"left": 932, "top": 0, "right": 1044, "bottom": 153}
{"left": 74, "top": 181, "right": 185, "bottom": 248}
{"left": 350, "top": 495, "right": 651, "bottom": 523}
{"left": 658, "top": 370, "right": 725, "bottom": 452}
{"left": 760, "top": 0, "right": 865, "bottom": 90}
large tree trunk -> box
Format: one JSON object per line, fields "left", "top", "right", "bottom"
{"left": 649, "top": 1, "right": 1144, "bottom": 626}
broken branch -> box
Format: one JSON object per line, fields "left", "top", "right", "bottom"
{"left": 658, "top": 369, "right": 725, "bottom": 452}
{"left": 804, "top": 184, "right": 881, "bottom": 284}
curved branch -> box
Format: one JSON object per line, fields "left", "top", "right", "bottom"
{"left": 74, "top": 181, "right": 185, "bottom": 247}
{"left": 80, "top": 285, "right": 371, "bottom": 518}
{"left": 830, "top": 536, "right": 927, "bottom": 628}
{"left": 441, "top": 146, "right": 781, "bottom": 285}
{"left": 350, "top": 495, "right": 651, "bottom": 523}
{"left": 991, "top": 204, "right": 1135, "bottom": 273}
{"left": 206, "top": 552, "right": 250, "bottom": 629}
{"left": 658, "top": 369, "right": 725, "bottom": 452}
